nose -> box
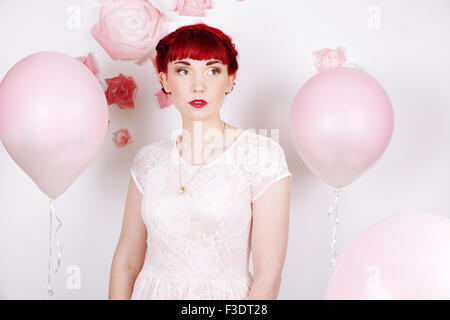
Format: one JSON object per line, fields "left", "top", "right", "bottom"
{"left": 192, "top": 73, "right": 206, "bottom": 93}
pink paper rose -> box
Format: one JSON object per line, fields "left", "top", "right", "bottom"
{"left": 112, "top": 128, "right": 133, "bottom": 147}
{"left": 75, "top": 52, "right": 98, "bottom": 74}
{"left": 91, "top": 0, "right": 164, "bottom": 61}
{"left": 155, "top": 88, "right": 173, "bottom": 109}
{"left": 173, "top": 0, "right": 213, "bottom": 16}
{"left": 313, "top": 46, "right": 346, "bottom": 72}
{"left": 104, "top": 73, "right": 137, "bottom": 109}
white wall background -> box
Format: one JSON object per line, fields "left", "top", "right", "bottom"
{"left": 0, "top": 0, "right": 449, "bottom": 299}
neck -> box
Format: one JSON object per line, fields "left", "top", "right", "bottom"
{"left": 176, "top": 116, "right": 241, "bottom": 165}
{"left": 180, "top": 117, "right": 225, "bottom": 144}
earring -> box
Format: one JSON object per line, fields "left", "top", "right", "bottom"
{"left": 225, "top": 82, "right": 236, "bottom": 95}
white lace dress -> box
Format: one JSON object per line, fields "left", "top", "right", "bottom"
{"left": 129, "top": 129, "right": 292, "bottom": 299}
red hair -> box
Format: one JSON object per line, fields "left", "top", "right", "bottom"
{"left": 155, "top": 23, "right": 239, "bottom": 76}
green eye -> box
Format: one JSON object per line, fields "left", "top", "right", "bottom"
{"left": 176, "top": 68, "right": 220, "bottom": 76}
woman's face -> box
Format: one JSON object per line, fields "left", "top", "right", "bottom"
{"left": 159, "top": 58, "right": 236, "bottom": 120}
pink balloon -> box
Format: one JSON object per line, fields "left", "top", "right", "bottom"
{"left": 0, "top": 51, "right": 108, "bottom": 199}
{"left": 326, "top": 213, "right": 450, "bottom": 299}
{"left": 290, "top": 67, "right": 394, "bottom": 188}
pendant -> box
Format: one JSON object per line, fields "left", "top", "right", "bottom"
{"left": 177, "top": 186, "right": 185, "bottom": 194}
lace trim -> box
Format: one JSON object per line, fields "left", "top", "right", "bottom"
{"left": 131, "top": 269, "right": 254, "bottom": 300}
{"left": 252, "top": 172, "right": 292, "bottom": 201}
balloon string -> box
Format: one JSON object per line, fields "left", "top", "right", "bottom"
{"left": 54, "top": 203, "right": 62, "bottom": 274}
{"left": 46, "top": 198, "right": 62, "bottom": 298}
{"left": 328, "top": 188, "right": 342, "bottom": 269}
{"left": 47, "top": 198, "right": 54, "bottom": 298}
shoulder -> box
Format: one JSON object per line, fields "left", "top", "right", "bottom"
{"left": 244, "top": 130, "right": 287, "bottom": 159}
{"left": 237, "top": 129, "right": 289, "bottom": 173}
{"left": 132, "top": 138, "right": 167, "bottom": 165}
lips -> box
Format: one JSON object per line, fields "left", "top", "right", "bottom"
{"left": 189, "top": 99, "right": 207, "bottom": 108}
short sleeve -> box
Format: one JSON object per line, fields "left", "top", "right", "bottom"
{"left": 130, "top": 145, "right": 152, "bottom": 194}
{"left": 251, "top": 137, "right": 292, "bottom": 202}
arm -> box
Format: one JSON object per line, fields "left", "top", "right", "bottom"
{"left": 109, "top": 176, "right": 148, "bottom": 300}
{"left": 247, "top": 176, "right": 291, "bottom": 300}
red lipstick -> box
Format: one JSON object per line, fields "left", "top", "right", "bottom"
{"left": 189, "top": 99, "right": 207, "bottom": 108}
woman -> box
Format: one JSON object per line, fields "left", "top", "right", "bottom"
{"left": 109, "top": 23, "right": 292, "bottom": 300}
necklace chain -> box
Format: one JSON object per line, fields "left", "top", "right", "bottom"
{"left": 176, "top": 122, "right": 226, "bottom": 195}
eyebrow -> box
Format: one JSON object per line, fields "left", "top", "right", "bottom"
{"left": 173, "top": 60, "right": 223, "bottom": 66}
